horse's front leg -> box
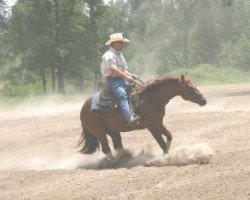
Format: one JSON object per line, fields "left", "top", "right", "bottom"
{"left": 159, "top": 125, "right": 172, "bottom": 153}
{"left": 148, "top": 126, "right": 168, "bottom": 154}
{"left": 97, "top": 132, "right": 114, "bottom": 160}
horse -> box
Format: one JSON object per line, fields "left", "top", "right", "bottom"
{"left": 78, "top": 74, "right": 207, "bottom": 159}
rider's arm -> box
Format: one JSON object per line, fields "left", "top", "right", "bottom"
{"left": 108, "top": 67, "right": 134, "bottom": 82}
{"left": 124, "top": 70, "right": 138, "bottom": 78}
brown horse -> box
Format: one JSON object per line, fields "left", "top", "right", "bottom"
{"left": 78, "top": 74, "right": 207, "bottom": 158}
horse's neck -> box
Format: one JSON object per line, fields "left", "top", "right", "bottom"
{"left": 150, "top": 81, "right": 181, "bottom": 107}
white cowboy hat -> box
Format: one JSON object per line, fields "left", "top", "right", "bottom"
{"left": 105, "top": 33, "right": 130, "bottom": 46}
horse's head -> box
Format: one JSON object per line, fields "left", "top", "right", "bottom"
{"left": 179, "top": 74, "right": 207, "bottom": 106}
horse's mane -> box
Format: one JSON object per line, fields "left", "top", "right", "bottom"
{"left": 133, "top": 75, "right": 180, "bottom": 95}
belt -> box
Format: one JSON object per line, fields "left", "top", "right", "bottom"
{"left": 106, "top": 76, "right": 123, "bottom": 81}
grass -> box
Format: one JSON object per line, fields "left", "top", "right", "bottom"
{"left": 0, "top": 94, "right": 86, "bottom": 108}
{"left": 171, "top": 64, "right": 250, "bottom": 85}
{"left": 0, "top": 64, "right": 249, "bottom": 107}
{"left": 0, "top": 95, "right": 26, "bottom": 107}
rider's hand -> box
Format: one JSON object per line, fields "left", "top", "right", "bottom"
{"left": 131, "top": 74, "right": 139, "bottom": 79}
{"left": 125, "top": 75, "right": 134, "bottom": 82}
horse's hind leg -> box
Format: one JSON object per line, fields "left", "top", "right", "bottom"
{"left": 84, "top": 126, "right": 113, "bottom": 159}
{"left": 160, "top": 125, "right": 172, "bottom": 152}
{"left": 80, "top": 97, "right": 113, "bottom": 159}
{"left": 98, "top": 132, "right": 114, "bottom": 159}
{"left": 108, "top": 132, "right": 124, "bottom": 152}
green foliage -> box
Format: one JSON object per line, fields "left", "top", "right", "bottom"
{"left": 222, "top": 0, "right": 233, "bottom": 7}
{"left": 0, "top": 0, "right": 249, "bottom": 97}
{"left": 1, "top": 82, "right": 42, "bottom": 97}
{"left": 0, "top": 93, "right": 85, "bottom": 107}
{"left": 172, "top": 64, "right": 250, "bottom": 85}
{"left": 0, "top": 95, "right": 27, "bottom": 107}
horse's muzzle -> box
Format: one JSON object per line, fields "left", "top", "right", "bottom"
{"left": 199, "top": 97, "right": 207, "bottom": 106}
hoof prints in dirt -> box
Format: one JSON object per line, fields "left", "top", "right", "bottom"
{"left": 77, "top": 143, "right": 214, "bottom": 169}
{"left": 77, "top": 150, "right": 154, "bottom": 169}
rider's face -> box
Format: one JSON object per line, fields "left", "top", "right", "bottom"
{"left": 111, "top": 41, "right": 125, "bottom": 51}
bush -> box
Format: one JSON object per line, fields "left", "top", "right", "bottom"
{"left": 1, "top": 82, "right": 43, "bottom": 97}
{"left": 171, "top": 64, "right": 250, "bottom": 85}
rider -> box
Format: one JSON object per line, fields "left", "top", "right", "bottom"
{"left": 101, "top": 33, "right": 140, "bottom": 128}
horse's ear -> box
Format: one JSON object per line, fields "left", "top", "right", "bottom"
{"left": 181, "top": 74, "right": 186, "bottom": 83}
{"left": 181, "top": 72, "right": 190, "bottom": 83}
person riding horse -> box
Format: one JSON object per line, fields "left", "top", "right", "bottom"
{"left": 101, "top": 33, "right": 140, "bottom": 128}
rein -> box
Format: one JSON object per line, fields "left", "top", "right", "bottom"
{"left": 132, "top": 77, "right": 145, "bottom": 88}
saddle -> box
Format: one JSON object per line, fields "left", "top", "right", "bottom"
{"left": 92, "top": 82, "right": 140, "bottom": 112}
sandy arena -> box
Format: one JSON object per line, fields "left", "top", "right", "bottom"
{"left": 0, "top": 84, "right": 249, "bottom": 200}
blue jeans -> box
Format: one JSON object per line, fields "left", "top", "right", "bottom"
{"left": 107, "top": 77, "right": 132, "bottom": 122}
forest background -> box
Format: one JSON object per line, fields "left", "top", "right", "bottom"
{"left": 0, "top": 0, "right": 249, "bottom": 100}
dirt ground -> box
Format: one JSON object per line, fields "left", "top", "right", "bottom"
{"left": 0, "top": 84, "right": 249, "bottom": 200}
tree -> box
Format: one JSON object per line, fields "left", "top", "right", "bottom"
{"left": 0, "top": 0, "right": 8, "bottom": 66}
{"left": 52, "top": 0, "right": 78, "bottom": 93}
{"left": 8, "top": 0, "right": 55, "bottom": 93}
{"left": 1, "top": 0, "right": 249, "bottom": 97}
{"left": 83, "top": 0, "right": 106, "bottom": 89}
{"left": 7, "top": 0, "right": 85, "bottom": 93}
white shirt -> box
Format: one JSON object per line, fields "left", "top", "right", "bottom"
{"left": 101, "top": 47, "right": 128, "bottom": 77}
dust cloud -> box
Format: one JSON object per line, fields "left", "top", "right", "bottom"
{"left": 0, "top": 142, "right": 214, "bottom": 171}
{"left": 0, "top": 152, "right": 81, "bottom": 170}
{"left": 77, "top": 142, "right": 214, "bottom": 169}
{"left": 0, "top": 95, "right": 84, "bottom": 120}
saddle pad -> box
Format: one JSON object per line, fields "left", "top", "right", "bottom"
{"left": 90, "top": 93, "right": 111, "bottom": 111}
{"left": 90, "top": 86, "right": 140, "bottom": 112}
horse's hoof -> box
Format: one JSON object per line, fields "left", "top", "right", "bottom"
{"left": 163, "top": 150, "right": 169, "bottom": 155}
{"left": 144, "top": 162, "right": 151, "bottom": 167}
{"left": 106, "top": 153, "right": 115, "bottom": 161}
{"left": 116, "top": 148, "right": 125, "bottom": 154}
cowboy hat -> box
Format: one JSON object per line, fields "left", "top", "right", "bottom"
{"left": 105, "top": 33, "right": 130, "bottom": 46}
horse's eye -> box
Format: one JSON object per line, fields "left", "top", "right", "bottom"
{"left": 188, "top": 86, "right": 194, "bottom": 93}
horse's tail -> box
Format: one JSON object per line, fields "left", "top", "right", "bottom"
{"left": 77, "top": 127, "right": 99, "bottom": 154}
